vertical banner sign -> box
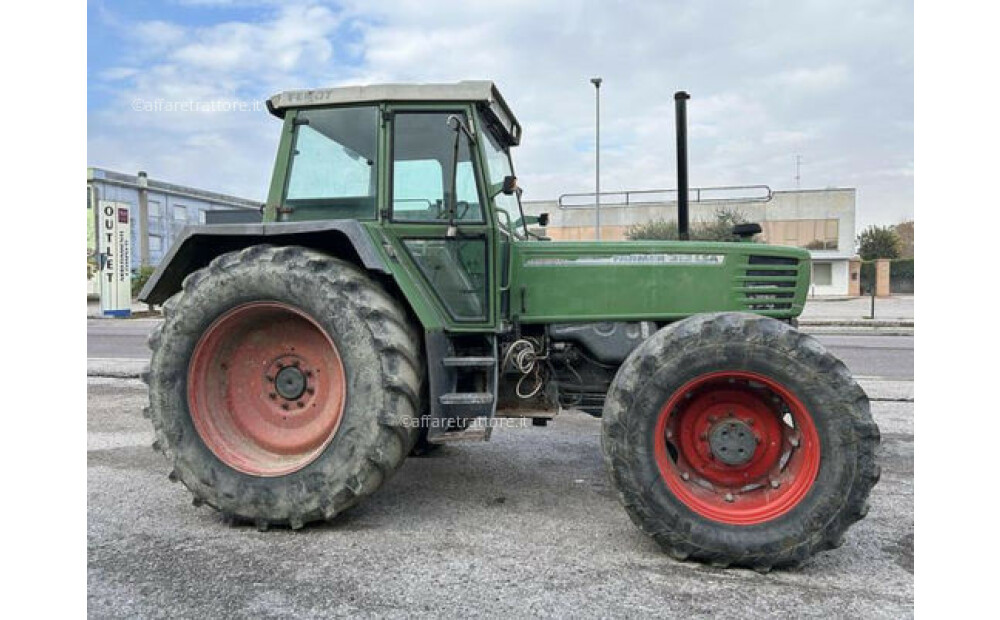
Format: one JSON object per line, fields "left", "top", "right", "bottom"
{"left": 98, "top": 200, "right": 132, "bottom": 317}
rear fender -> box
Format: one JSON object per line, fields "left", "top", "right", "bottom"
{"left": 139, "top": 220, "right": 389, "bottom": 305}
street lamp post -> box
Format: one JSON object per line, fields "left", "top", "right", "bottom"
{"left": 591, "top": 77, "right": 602, "bottom": 240}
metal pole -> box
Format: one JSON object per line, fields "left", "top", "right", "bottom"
{"left": 674, "top": 91, "right": 691, "bottom": 240}
{"left": 591, "top": 77, "right": 602, "bottom": 240}
{"left": 137, "top": 171, "right": 150, "bottom": 268}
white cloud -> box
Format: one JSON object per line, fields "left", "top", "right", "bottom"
{"left": 89, "top": 0, "right": 913, "bottom": 226}
{"left": 770, "top": 65, "right": 850, "bottom": 93}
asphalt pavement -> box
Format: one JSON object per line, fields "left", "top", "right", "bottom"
{"left": 87, "top": 318, "right": 914, "bottom": 381}
{"left": 87, "top": 313, "right": 914, "bottom": 617}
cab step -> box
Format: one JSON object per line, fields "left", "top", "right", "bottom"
{"left": 439, "top": 392, "right": 494, "bottom": 405}
{"left": 425, "top": 333, "right": 498, "bottom": 444}
{"left": 442, "top": 356, "right": 496, "bottom": 368}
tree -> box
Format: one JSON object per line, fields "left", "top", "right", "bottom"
{"left": 894, "top": 220, "right": 914, "bottom": 258}
{"left": 856, "top": 225, "right": 901, "bottom": 260}
{"left": 625, "top": 207, "right": 750, "bottom": 242}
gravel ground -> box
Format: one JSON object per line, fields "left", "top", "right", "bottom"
{"left": 88, "top": 378, "right": 913, "bottom": 619}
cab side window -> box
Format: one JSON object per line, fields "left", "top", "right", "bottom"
{"left": 284, "top": 106, "right": 378, "bottom": 220}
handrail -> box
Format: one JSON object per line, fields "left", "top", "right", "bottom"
{"left": 494, "top": 208, "right": 517, "bottom": 292}
{"left": 557, "top": 185, "right": 773, "bottom": 209}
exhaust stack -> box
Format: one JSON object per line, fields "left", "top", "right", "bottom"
{"left": 674, "top": 91, "right": 691, "bottom": 240}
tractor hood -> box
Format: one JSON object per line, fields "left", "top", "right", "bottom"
{"left": 508, "top": 240, "right": 812, "bottom": 323}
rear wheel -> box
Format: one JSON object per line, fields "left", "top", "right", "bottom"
{"left": 145, "top": 245, "right": 422, "bottom": 528}
{"left": 601, "top": 313, "right": 880, "bottom": 569}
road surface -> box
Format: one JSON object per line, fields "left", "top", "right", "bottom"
{"left": 87, "top": 318, "right": 914, "bottom": 617}
{"left": 88, "top": 318, "right": 914, "bottom": 380}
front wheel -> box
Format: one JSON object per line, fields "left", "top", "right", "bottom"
{"left": 601, "top": 313, "right": 880, "bottom": 569}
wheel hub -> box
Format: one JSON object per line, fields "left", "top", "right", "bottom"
{"left": 275, "top": 365, "right": 307, "bottom": 401}
{"left": 708, "top": 418, "right": 757, "bottom": 465}
{"left": 653, "top": 371, "right": 822, "bottom": 525}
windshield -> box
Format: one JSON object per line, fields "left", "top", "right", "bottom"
{"left": 478, "top": 117, "right": 526, "bottom": 236}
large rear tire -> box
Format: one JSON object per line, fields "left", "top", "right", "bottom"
{"left": 144, "top": 245, "right": 422, "bottom": 529}
{"left": 601, "top": 313, "right": 880, "bottom": 569}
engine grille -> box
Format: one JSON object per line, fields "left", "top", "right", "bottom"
{"left": 736, "top": 255, "right": 800, "bottom": 311}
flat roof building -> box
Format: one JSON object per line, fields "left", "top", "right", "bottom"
{"left": 523, "top": 186, "right": 858, "bottom": 296}
{"left": 87, "top": 168, "right": 262, "bottom": 296}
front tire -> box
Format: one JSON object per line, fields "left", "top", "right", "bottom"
{"left": 601, "top": 313, "right": 880, "bottom": 569}
{"left": 145, "top": 245, "right": 422, "bottom": 529}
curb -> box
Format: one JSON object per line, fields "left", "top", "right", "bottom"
{"left": 88, "top": 358, "right": 148, "bottom": 379}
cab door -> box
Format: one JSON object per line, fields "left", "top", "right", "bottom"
{"left": 379, "top": 104, "right": 497, "bottom": 331}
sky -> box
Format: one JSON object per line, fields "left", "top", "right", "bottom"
{"left": 87, "top": 0, "right": 914, "bottom": 231}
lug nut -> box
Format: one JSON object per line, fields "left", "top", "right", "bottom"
{"left": 770, "top": 480, "right": 781, "bottom": 489}
{"left": 724, "top": 493, "right": 735, "bottom": 503}
{"left": 744, "top": 418, "right": 755, "bottom": 426}
{"left": 281, "top": 403, "right": 289, "bottom": 411}
{"left": 789, "top": 437, "right": 800, "bottom": 448}
{"left": 297, "top": 401, "right": 305, "bottom": 408}
{"left": 306, "top": 387, "right": 315, "bottom": 395}
{"left": 268, "top": 393, "right": 277, "bottom": 400}
{"left": 291, "top": 360, "right": 300, "bottom": 367}
{"left": 266, "top": 375, "right": 274, "bottom": 383}
{"left": 681, "top": 472, "right": 690, "bottom": 481}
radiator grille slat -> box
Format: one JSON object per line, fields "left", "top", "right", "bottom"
{"left": 739, "top": 255, "right": 801, "bottom": 311}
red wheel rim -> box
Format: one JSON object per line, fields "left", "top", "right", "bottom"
{"left": 187, "top": 302, "right": 346, "bottom": 477}
{"left": 653, "top": 371, "right": 821, "bottom": 525}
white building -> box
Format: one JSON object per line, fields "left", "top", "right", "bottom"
{"left": 522, "top": 187, "right": 857, "bottom": 296}
{"left": 87, "top": 168, "right": 262, "bottom": 297}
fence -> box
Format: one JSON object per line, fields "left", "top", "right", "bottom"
{"left": 859, "top": 258, "right": 914, "bottom": 295}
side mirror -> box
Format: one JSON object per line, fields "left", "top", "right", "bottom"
{"left": 537, "top": 212, "right": 550, "bottom": 227}
{"left": 501, "top": 175, "right": 518, "bottom": 195}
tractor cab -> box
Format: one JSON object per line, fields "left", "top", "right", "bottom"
{"left": 263, "top": 81, "right": 535, "bottom": 328}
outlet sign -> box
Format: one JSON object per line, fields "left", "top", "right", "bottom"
{"left": 98, "top": 200, "right": 132, "bottom": 317}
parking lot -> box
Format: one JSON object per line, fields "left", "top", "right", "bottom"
{"left": 88, "top": 327, "right": 913, "bottom": 618}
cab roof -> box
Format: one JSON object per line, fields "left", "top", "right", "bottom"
{"left": 266, "top": 80, "right": 521, "bottom": 145}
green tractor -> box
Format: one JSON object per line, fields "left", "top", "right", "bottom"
{"left": 140, "top": 81, "right": 879, "bottom": 570}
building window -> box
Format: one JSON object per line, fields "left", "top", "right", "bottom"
{"left": 198, "top": 210, "right": 207, "bottom": 224}
{"left": 173, "top": 204, "right": 188, "bottom": 222}
{"left": 812, "top": 262, "right": 833, "bottom": 287}
{"left": 762, "top": 219, "right": 838, "bottom": 250}
{"left": 149, "top": 234, "right": 164, "bottom": 253}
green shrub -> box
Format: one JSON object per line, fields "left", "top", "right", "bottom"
{"left": 132, "top": 265, "right": 156, "bottom": 299}
{"left": 625, "top": 207, "right": 751, "bottom": 242}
